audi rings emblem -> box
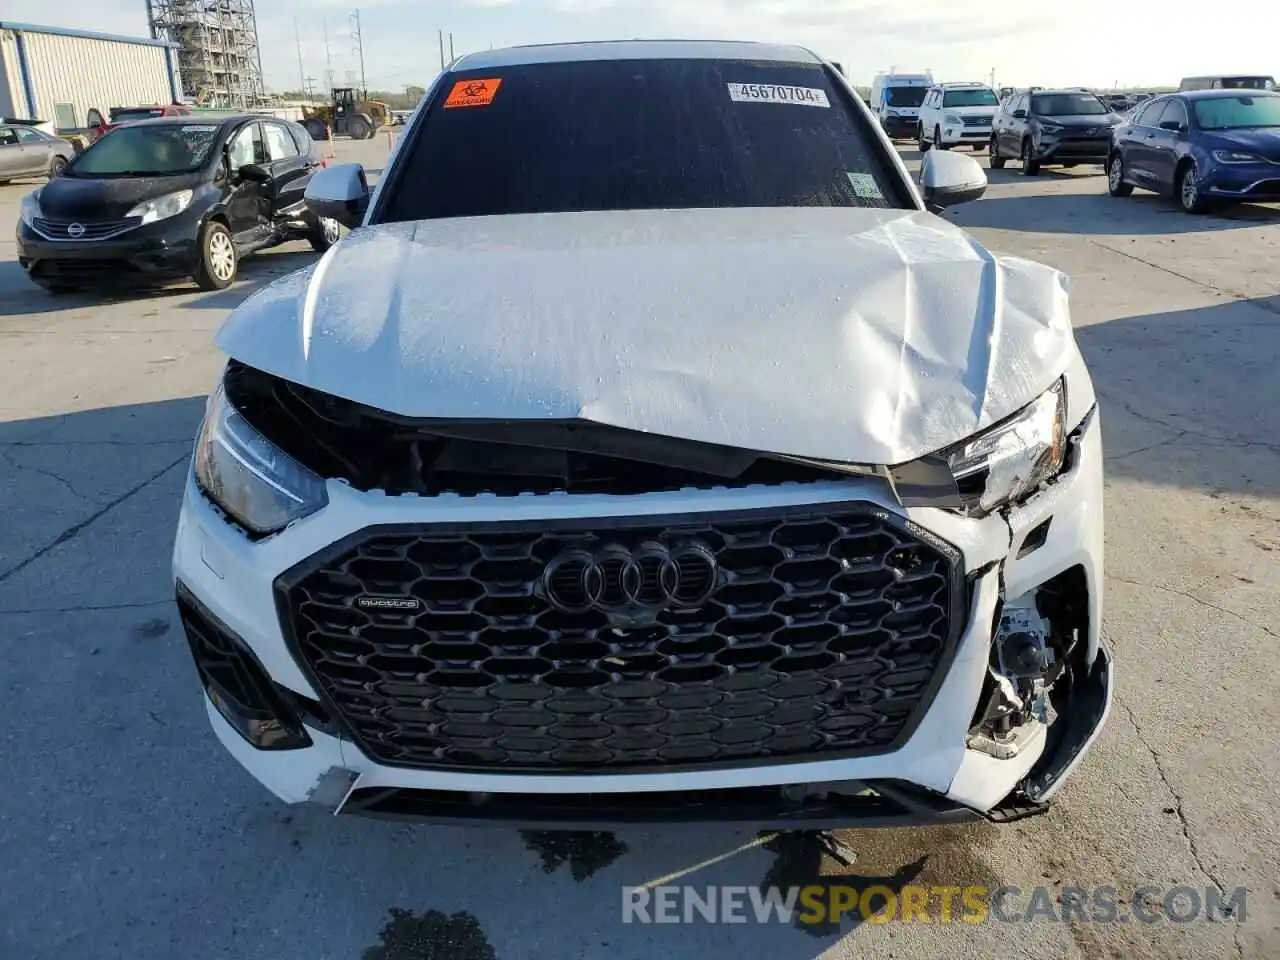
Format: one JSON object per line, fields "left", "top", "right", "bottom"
{"left": 542, "top": 542, "right": 719, "bottom": 614}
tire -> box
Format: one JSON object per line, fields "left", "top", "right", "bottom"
{"left": 917, "top": 123, "right": 931, "bottom": 153}
{"left": 308, "top": 216, "right": 343, "bottom": 253}
{"left": 1020, "top": 139, "right": 1040, "bottom": 176}
{"left": 1107, "top": 152, "right": 1133, "bottom": 197}
{"left": 935, "top": 127, "right": 950, "bottom": 151}
{"left": 49, "top": 156, "right": 68, "bottom": 178}
{"left": 1177, "top": 161, "right": 1210, "bottom": 214}
{"left": 194, "top": 220, "right": 237, "bottom": 291}
{"left": 303, "top": 117, "right": 329, "bottom": 141}
{"left": 989, "top": 136, "right": 1006, "bottom": 169}
{"left": 972, "top": 143, "right": 985, "bottom": 151}
{"left": 349, "top": 113, "right": 373, "bottom": 140}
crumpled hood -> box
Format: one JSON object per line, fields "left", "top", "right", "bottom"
{"left": 216, "top": 207, "right": 1076, "bottom": 465}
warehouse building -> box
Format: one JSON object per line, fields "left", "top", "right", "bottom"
{"left": 0, "top": 21, "right": 181, "bottom": 132}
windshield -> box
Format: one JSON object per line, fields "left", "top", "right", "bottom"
{"left": 66, "top": 123, "right": 219, "bottom": 176}
{"left": 1194, "top": 94, "right": 1280, "bottom": 130}
{"left": 381, "top": 59, "right": 904, "bottom": 223}
{"left": 943, "top": 89, "right": 999, "bottom": 108}
{"left": 884, "top": 85, "right": 927, "bottom": 107}
{"left": 1220, "top": 77, "right": 1276, "bottom": 90}
{"left": 1032, "top": 93, "right": 1109, "bottom": 116}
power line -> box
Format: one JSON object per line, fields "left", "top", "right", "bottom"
{"left": 350, "top": 9, "right": 367, "bottom": 98}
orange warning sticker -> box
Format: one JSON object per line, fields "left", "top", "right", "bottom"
{"left": 444, "top": 78, "right": 503, "bottom": 108}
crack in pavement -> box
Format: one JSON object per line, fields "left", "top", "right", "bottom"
{"left": 0, "top": 438, "right": 194, "bottom": 449}
{"left": 1086, "top": 237, "right": 1277, "bottom": 316}
{"left": 0, "top": 598, "right": 172, "bottom": 616}
{"left": 1115, "top": 696, "right": 1245, "bottom": 955}
{"left": 1107, "top": 573, "right": 1278, "bottom": 640}
{"left": 0, "top": 454, "right": 188, "bottom": 585}
{"left": 1097, "top": 392, "right": 1280, "bottom": 456}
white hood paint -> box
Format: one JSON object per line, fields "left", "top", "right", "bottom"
{"left": 217, "top": 207, "right": 1075, "bottom": 465}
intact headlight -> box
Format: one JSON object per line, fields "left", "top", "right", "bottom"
{"left": 20, "top": 189, "right": 41, "bottom": 227}
{"left": 1212, "top": 150, "right": 1261, "bottom": 164}
{"left": 193, "top": 383, "right": 328, "bottom": 535}
{"left": 944, "top": 112, "right": 963, "bottom": 124}
{"left": 126, "top": 188, "right": 193, "bottom": 225}
{"left": 943, "top": 378, "right": 1068, "bottom": 515}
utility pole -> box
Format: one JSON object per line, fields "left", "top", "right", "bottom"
{"left": 294, "top": 14, "right": 306, "bottom": 95}
{"left": 323, "top": 19, "right": 335, "bottom": 93}
{"left": 350, "top": 9, "right": 367, "bottom": 98}
{"left": 304, "top": 76, "right": 318, "bottom": 101}
{"left": 449, "top": 32, "right": 454, "bottom": 61}
{"left": 438, "top": 29, "right": 445, "bottom": 71}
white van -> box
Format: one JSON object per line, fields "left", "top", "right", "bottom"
{"left": 870, "top": 71, "right": 933, "bottom": 139}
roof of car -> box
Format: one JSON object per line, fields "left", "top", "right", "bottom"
{"left": 118, "top": 113, "right": 261, "bottom": 128}
{"left": 451, "top": 39, "right": 822, "bottom": 71}
{"left": 1176, "top": 88, "right": 1280, "bottom": 100}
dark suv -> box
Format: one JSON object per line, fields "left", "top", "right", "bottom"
{"left": 991, "top": 89, "right": 1122, "bottom": 175}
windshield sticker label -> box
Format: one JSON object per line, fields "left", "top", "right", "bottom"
{"left": 846, "top": 172, "right": 882, "bottom": 199}
{"left": 445, "top": 78, "right": 503, "bottom": 108}
{"left": 182, "top": 124, "right": 218, "bottom": 132}
{"left": 728, "top": 83, "right": 830, "bottom": 108}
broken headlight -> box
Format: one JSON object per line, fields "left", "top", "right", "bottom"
{"left": 943, "top": 378, "right": 1067, "bottom": 516}
{"left": 193, "top": 382, "right": 328, "bottom": 535}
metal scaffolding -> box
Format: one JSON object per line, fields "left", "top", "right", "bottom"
{"left": 146, "top": 0, "right": 264, "bottom": 108}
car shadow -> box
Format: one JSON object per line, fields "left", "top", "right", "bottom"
{"left": 951, "top": 190, "right": 1280, "bottom": 234}
{"left": 1076, "top": 296, "right": 1280, "bottom": 498}
{"left": 0, "top": 248, "right": 318, "bottom": 318}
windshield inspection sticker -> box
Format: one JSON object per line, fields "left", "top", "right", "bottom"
{"left": 728, "top": 83, "right": 830, "bottom": 108}
{"left": 445, "top": 78, "right": 503, "bottom": 108}
{"left": 846, "top": 172, "right": 882, "bottom": 199}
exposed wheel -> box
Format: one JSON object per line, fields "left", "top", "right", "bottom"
{"left": 1020, "top": 139, "right": 1040, "bottom": 176}
{"left": 303, "top": 117, "right": 329, "bottom": 141}
{"left": 917, "top": 123, "right": 931, "bottom": 152}
{"left": 1107, "top": 152, "right": 1133, "bottom": 197}
{"left": 49, "top": 156, "right": 68, "bottom": 178}
{"left": 308, "top": 216, "right": 343, "bottom": 253}
{"left": 935, "top": 126, "right": 950, "bottom": 150}
{"left": 989, "top": 136, "right": 1006, "bottom": 169}
{"left": 194, "top": 220, "right": 237, "bottom": 291}
{"left": 1177, "top": 161, "right": 1210, "bottom": 214}
{"left": 348, "top": 113, "right": 373, "bottom": 140}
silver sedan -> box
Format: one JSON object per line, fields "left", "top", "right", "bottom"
{"left": 0, "top": 124, "right": 76, "bottom": 184}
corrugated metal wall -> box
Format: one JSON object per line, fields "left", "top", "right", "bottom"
{"left": 18, "top": 31, "right": 174, "bottom": 127}
{"left": 0, "top": 31, "right": 23, "bottom": 119}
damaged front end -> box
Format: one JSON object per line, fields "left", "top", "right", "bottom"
{"left": 970, "top": 567, "right": 1113, "bottom": 821}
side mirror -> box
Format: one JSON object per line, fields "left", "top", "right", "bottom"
{"left": 920, "top": 150, "right": 988, "bottom": 210}
{"left": 1013, "top": 109, "right": 1028, "bottom": 119}
{"left": 304, "top": 162, "right": 370, "bottom": 228}
{"left": 237, "top": 163, "right": 271, "bottom": 184}
{"left": 1158, "top": 120, "right": 1185, "bottom": 133}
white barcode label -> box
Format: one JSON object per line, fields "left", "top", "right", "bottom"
{"left": 727, "top": 83, "right": 831, "bottom": 108}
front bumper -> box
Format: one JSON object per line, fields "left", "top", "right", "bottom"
{"left": 881, "top": 115, "right": 919, "bottom": 139}
{"left": 1203, "top": 163, "right": 1280, "bottom": 201}
{"left": 940, "top": 124, "right": 992, "bottom": 148}
{"left": 173, "top": 408, "right": 1109, "bottom": 827}
{"left": 1035, "top": 134, "right": 1113, "bottom": 164}
{"left": 16, "top": 213, "right": 202, "bottom": 287}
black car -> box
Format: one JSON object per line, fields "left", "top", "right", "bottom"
{"left": 990, "top": 89, "right": 1122, "bottom": 175}
{"left": 16, "top": 114, "right": 341, "bottom": 293}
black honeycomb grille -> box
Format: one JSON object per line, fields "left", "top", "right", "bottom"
{"left": 275, "top": 504, "right": 962, "bottom": 772}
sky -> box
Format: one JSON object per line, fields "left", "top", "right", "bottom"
{"left": 6, "top": 0, "right": 1277, "bottom": 93}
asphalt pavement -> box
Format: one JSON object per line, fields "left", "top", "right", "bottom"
{"left": 1, "top": 136, "right": 1277, "bottom": 960}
